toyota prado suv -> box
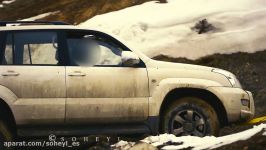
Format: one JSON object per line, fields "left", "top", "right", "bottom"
{"left": 0, "top": 21, "right": 255, "bottom": 143}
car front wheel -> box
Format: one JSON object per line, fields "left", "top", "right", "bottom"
{"left": 162, "top": 97, "right": 219, "bottom": 137}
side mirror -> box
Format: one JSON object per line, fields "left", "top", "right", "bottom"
{"left": 121, "top": 51, "right": 140, "bottom": 67}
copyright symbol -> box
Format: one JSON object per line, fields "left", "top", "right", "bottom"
{"left": 49, "top": 134, "right": 56, "bottom": 141}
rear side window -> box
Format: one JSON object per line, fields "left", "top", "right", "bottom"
{"left": 0, "top": 33, "right": 13, "bottom": 65}
{"left": 5, "top": 35, "right": 13, "bottom": 64}
{"left": 1, "top": 31, "right": 60, "bottom": 65}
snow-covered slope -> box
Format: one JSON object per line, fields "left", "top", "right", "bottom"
{"left": 20, "top": 11, "right": 59, "bottom": 21}
{"left": 80, "top": 0, "right": 266, "bottom": 59}
{"left": 112, "top": 124, "right": 266, "bottom": 150}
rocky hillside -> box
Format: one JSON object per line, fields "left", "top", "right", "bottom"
{"left": 0, "top": 0, "right": 165, "bottom": 24}
{"left": 154, "top": 50, "right": 266, "bottom": 118}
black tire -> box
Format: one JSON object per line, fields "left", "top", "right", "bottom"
{"left": 161, "top": 97, "right": 219, "bottom": 137}
{"left": 0, "top": 120, "right": 13, "bottom": 149}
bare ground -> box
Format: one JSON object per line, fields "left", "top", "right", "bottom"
{"left": 0, "top": 0, "right": 166, "bottom": 24}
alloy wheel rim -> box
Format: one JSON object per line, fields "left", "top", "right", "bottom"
{"left": 170, "top": 109, "right": 206, "bottom": 136}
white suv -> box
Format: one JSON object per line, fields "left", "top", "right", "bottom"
{"left": 0, "top": 21, "right": 254, "bottom": 144}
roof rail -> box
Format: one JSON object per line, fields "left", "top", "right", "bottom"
{"left": 0, "top": 21, "right": 70, "bottom": 26}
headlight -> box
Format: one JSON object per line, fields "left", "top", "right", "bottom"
{"left": 212, "top": 68, "right": 241, "bottom": 87}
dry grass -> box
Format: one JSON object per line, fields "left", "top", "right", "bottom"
{"left": 0, "top": 0, "right": 166, "bottom": 24}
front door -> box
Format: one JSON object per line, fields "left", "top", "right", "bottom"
{"left": 65, "top": 30, "right": 149, "bottom": 124}
{"left": 0, "top": 31, "right": 66, "bottom": 125}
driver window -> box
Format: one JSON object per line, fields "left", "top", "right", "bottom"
{"left": 67, "top": 32, "right": 123, "bottom": 66}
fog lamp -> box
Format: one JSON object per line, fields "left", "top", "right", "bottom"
{"left": 241, "top": 99, "right": 250, "bottom": 107}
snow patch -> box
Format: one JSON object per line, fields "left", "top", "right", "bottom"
{"left": 112, "top": 140, "right": 135, "bottom": 150}
{"left": 141, "top": 124, "right": 266, "bottom": 150}
{"left": 20, "top": 11, "right": 60, "bottom": 21}
{"left": 0, "top": 0, "right": 16, "bottom": 8}
{"left": 2, "top": 0, "right": 15, "bottom": 4}
{"left": 80, "top": 0, "right": 266, "bottom": 59}
{"left": 263, "top": 130, "right": 266, "bottom": 136}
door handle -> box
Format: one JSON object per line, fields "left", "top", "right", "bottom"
{"left": 1, "top": 71, "right": 20, "bottom": 76}
{"left": 68, "top": 71, "right": 86, "bottom": 77}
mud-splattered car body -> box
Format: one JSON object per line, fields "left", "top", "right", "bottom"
{"left": 0, "top": 22, "right": 254, "bottom": 138}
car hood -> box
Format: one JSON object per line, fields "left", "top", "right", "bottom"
{"left": 146, "top": 59, "right": 213, "bottom": 71}
{"left": 145, "top": 59, "right": 235, "bottom": 87}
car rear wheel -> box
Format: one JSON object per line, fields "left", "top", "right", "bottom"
{"left": 162, "top": 97, "right": 219, "bottom": 136}
{"left": 0, "top": 120, "right": 13, "bottom": 149}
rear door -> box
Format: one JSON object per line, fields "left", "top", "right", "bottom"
{"left": 0, "top": 30, "right": 66, "bottom": 125}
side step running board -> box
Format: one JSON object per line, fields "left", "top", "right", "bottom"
{"left": 18, "top": 124, "right": 151, "bottom": 137}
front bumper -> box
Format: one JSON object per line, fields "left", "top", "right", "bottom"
{"left": 240, "top": 91, "right": 255, "bottom": 121}
{"left": 207, "top": 87, "right": 255, "bottom": 123}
